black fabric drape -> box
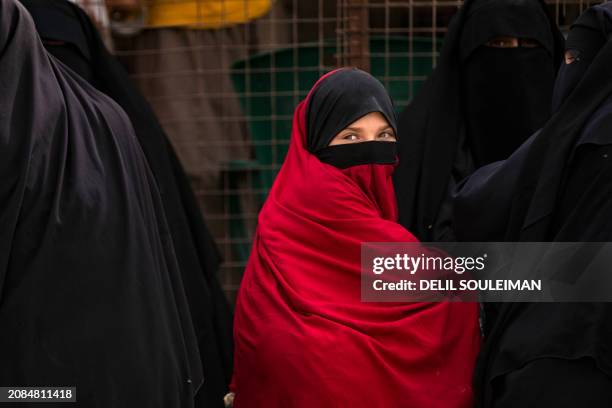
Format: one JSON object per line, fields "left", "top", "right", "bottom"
{"left": 0, "top": 0, "right": 204, "bottom": 405}
{"left": 393, "top": 0, "right": 564, "bottom": 242}
{"left": 454, "top": 4, "right": 612, "bottom": 407}
{"left": 19, "top": 1, "right": 234, "bottom": 406}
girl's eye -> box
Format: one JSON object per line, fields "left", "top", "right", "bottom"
{"left": 379, "top": 132, "right": 395, "bottom": 139}
{"left": 343, "top": 134, "right": 358, "bottom": 141}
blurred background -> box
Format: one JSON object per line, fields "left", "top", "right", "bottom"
{"left": 77, "top": 0, "right": 601, "bottom": 303}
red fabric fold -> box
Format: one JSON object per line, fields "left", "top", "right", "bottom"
{"left": 232, "top": 70, "right": 480, "bottom": 407}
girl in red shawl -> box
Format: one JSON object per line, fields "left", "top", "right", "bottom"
{"left": 230, "top": 68, "right": 480, "bottom": 407}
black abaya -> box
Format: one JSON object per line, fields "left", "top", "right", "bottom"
{"left": 19, "top": 1, "right": 234, "bottom": 406}
{"left": 0, "top": 0, "right": 202, "bottom": 405}
{"left": 454, "top": 4, "right": 612, "bottom": 407}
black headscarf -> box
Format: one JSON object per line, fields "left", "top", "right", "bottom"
{"left": 18, "top": 0, "right": 234, "bottom": 406}
{"left": 306, "top": 68, "right": 398, "bottom": 169}
{"left": 552, "top": 9, "right": 608, "bottom": 112}
{"left": 393, "top": 0, "right": 564, "bottom": 242}
{"left": 454, "top": 4, "right": 612, "bottom": 406}
{"left": 21, "top": 0, "right": 94, "bottom": 81}
{"left": 0, "top": 0, "right": 203, "bottom": 405}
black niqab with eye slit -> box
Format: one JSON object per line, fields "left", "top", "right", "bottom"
{"left": 454, "top": 4, "right": 612, "bottom": 406}
{"left": 18, "top": 1, "right": 234, "bottom": 406}
{"left": 393, "top": 0, "right": 564, "bottom": 242}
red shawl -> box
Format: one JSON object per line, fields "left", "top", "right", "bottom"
{"left": 231, "top": 70, "right": 480, "bottom": 407}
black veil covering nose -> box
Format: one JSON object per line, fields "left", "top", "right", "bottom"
{"left": 16, "top": 0, "right": 234, "bottom": 406}
{"left": 316, "top": 140, "right": 398, "bottom": 169}
{"left": 306, "top": 68, "right": 398, "bottom": 169}
{"left": 393, "top": 0, "right": 564, "bottom": 242}
{"left": 463, "top": 45, "right": 556, "bottom": 167}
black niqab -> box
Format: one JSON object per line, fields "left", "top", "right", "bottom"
{"left": 0, "top": 0, "right": 203, "bottom": 405}
{"left": 393, "top": 0, "right": 564, "bottom": 241}
{"left": 461, "top": 0, "right": 557, "bottom": 168}
{"left": 306, "top": 68, "right": 398, "bottom": 169}
{"left": 19, "top": 1, "right": 235, "bottom": 406}
{"left": 463, "top": 48, "right": 555, "bottom": 167}
{"left": 316, "top": 141, "right": 398, "bottom": 169}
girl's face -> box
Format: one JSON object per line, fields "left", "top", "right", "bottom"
{"left": 329, "top": 112, "right": 396, "bottom": 146}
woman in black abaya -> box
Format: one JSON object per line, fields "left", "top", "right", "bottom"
{"left": 19, "top": 1, "right": 234, "bottom": 406}
{"left": 393, "top": 0, "right": 564, "bottom": 242}
{"left": 454, "top": 4, "right": 612, "bottom": 406}
{"left": 0, "top": 0, "right": 202, "bottom": 405}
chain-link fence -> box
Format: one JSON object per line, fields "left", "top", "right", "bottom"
{"left": 103, "top": 0, "right": 603, "bottom": 303}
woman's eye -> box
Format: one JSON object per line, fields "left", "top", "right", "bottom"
{"left": 485, "top": 37, "right": 518, "bottom": 48}
{"left": 343, "top": 134, "right": 358, "bottom": 141}
{"left": 520, "top": 38, "right": 541, "bottom": 48}
{"left": 565, "top": 49, "right": 581, "bottom": 65}
{"left": 378, "top": 132, "right": 395, "bottom": 139}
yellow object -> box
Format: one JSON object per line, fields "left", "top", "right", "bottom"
{"left": 147, "top": 0, "right": 273, "bottom": 29}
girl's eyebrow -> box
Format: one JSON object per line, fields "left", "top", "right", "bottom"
{"left": 341, "top": 126, "right": 362, "bottom": 132}
{"left": 339, "top": 125, "right": 394, "bottom": 134}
